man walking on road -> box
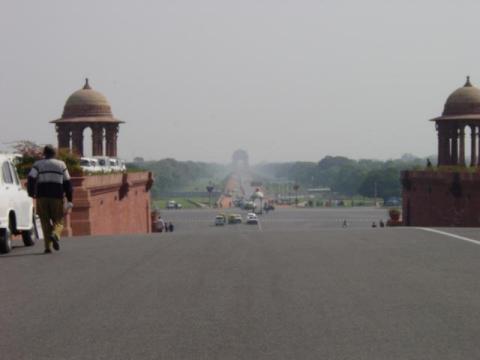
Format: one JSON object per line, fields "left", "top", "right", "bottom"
{"left": 27, "top": 145, "right": 73, "bottom": 254}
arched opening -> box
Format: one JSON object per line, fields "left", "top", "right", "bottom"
{"left": 471, "top": 124, "right": 478, "bottom": 166}
{"left": 84, "top": 127, "right": 92, "bottom": 158}
{"left": 102, "top": 127, "right": 106, "bottom": 156}
{"left": 449, "top": 138, "right": 453, "bottom": 165}
{"left": 463, "top": 125, "right": 471, "bottom": 166}
{"left": 68, "top": 131, "right": 73, "bottom": 153}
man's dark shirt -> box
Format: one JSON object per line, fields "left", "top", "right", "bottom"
{"left": 27, "top": 158, "right": 73, "bottom": 201}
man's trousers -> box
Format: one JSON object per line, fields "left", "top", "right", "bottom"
{"left": 36, "top": 198, "right": 64, "bottom": 250}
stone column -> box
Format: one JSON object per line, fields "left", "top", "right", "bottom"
{"left": 471, "top": 125, "right": 477, "bottom": 167}
{"left": 437, "top": 123, "right": 450, "bottom": 166}
{"left": 459, "top": 125, "right": 465, "bottom": 166}
{"left": 105, "top": 124, "right": 119, "bottom": 157}
{"left": 56, "top": 125, "right": 70, "bottom": 151}
{"left": 71, "top": 126, "right": 84, "bottom": 156}
{"left": 91, "top": 125, "right": 104, "bottom": 156}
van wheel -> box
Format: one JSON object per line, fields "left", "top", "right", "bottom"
{"left": 0, "top": 228, "right": 12, "bottom": 254}
{"left": 22, "top": 214, "right": 38, "bottom": 247}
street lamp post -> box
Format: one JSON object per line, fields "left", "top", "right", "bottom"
{"left": 293, "top": 183, "right": 300, "bottom": 207}
{"left": 206, "top": 184, "right": 214, "bottom": 208}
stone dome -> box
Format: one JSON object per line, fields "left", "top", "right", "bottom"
{"left": 62, "top": 79, "right": 113, "bottom": 118}
{"left": 443, "top": 77, "right": 480, "bottom": 116}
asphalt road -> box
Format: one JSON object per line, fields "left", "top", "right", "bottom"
{"left": 1, "top": 208, "right": 479, "bottom": 360}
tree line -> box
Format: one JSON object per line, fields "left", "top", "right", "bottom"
{"left": 132, "top": 154, "right": 428, "bottom": 200}
{"left": 130, "top": 158, "right": 229, "bottom": 198}
{"left": 253, "top": 154, "right": 427, "bottom": 200}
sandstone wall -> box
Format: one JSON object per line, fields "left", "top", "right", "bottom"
{"left": 66, "top": 172, "right": 153, "bottom": 236}
{"left": 401, "top": 170, "right": 480, "bottom": 227}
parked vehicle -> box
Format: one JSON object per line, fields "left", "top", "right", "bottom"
{"left": 118, "top": 159, "right": 127, "bottom": 172}
{"left": 80, "top": 157, "right": 101, "bottom": 173}
{"left": 228, "top": 214, "right": 242, "bottom": 224}
{"left": 109, "top": 158, "right": 121, "bottom": 172}
{"left": 384, "top": 197, "right": 401, "bottom": 207}
{"left": 0, "top": 154, "right": 38, "bottom": 253}
{"left": 166, "top": 200, "right": 182, "bottom": 209}
{"left": 246, "top": 213, "right": 258, "bottom": 225}
{"left": 90, "top": 157, "right": 127, "bottom": 173}
{"left": 243, "top": 201, "right": 256, "bottom": 211}
{"left": 93, "top": 156, "right": 112, "bottom": 173}
{"left": 215, "top": 214, "right": 226, "bottom": 226}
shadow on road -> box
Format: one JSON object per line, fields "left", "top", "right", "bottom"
{"left": 1, "top": 252, "right": 46, "bottom": 258}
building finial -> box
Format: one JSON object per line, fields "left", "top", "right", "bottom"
{"left": 465, "top": 75, "right": 472, "bottom": 87}
{"left": 83, "top": 78, "right": 91, "bottom": 90}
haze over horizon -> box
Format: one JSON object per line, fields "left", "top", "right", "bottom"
{"left": 1, "top": 0, "right": 479, "bottom": 163}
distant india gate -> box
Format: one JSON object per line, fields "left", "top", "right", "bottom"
{"left": 51, "top": 79, "right": 123, "bottom": 157}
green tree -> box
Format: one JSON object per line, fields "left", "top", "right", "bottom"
{"left": 358, "top": 167, "right": 401, "bottom": 199}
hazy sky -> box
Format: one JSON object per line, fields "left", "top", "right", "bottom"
{"left": 1, "top": 0, "right": 480, "bottom": 163}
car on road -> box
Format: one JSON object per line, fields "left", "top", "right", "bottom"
{"left": 0, "top": 154, "right": 38, "bottom": 253}
{"left": 166, "top": 200, "right": 182, "bottom": 209}
{"left": 215, "top": 214, "right": 226, "bottom": 226}
{"left": 243, "top": 201, "right": 255, "bottom": 211}
{"left": 246, "top": 213, "right": 258, "bottom": 225}
{"left": 228, "top": 214, "right": 242, "bottom": 224}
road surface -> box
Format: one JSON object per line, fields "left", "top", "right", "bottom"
{"left": 1, "top": 208, "right": 479, "bottom": 359}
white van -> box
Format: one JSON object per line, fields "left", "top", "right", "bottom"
{"left": 93, "top": 156, "right": 112, "bottom": 173}
{"left": 80, "top": 157, "right": 101, "bottom": 173}
{"left": 0, "top": 154, "right": 38, "bottom": 253}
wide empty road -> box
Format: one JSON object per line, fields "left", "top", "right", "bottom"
{"left": 1, "top": 208, "right": 479, "bottom": 359}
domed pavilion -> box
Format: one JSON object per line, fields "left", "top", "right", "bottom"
{"left": 51, "top": 79, "right": 124, "bottom": 157}
{"left": 432, "top": 76, "right": 480, "bottom": 166}
{"left": 401, "top": 76, "right": 480, "bottom": 227}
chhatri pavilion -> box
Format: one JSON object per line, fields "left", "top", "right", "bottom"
{"left": 402, "top": 76, "right": 480, "bottom": 227}
{"left": 432, "top": 76, "right": 480, "bottom": 167}
{"left": 51, "top": 79, "right": 123, "bottom": 157}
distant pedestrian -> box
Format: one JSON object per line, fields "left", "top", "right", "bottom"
{"left": 27, "top": 145, "right": 73, "bottom": 254}
{"left": 426, "top": 158, "right": 432, "bottom": 168}
{"left": 165, "top": 222, "right": 169, "bottom": 232}
{"left": 157, "top": 217, "right": 165, "bottom": 232}
{"left": 168, "top": 222, "right": 174, "bottom": 232}
{"left": 379, "top": 220, "right": 385, "bottom": 228}
{"left": 342, "top": 219, "right": 348, "bottom": 228}
{"left": 371, "top": 221, "right": 377, "bottom": 228}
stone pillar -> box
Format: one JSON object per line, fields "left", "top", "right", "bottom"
{"left": 471, "top": 125, "right": 477, "bottom": 167}
{"left": 56, "top": 125, "right": 70, "bottom": 151}
{"left": 437, "top": 123, "right": 451, "bottom": 166}
{"left": 91, "top": 125, "right": 104, "bottom": 156}
{"left": 105, "top": 124, "right": 119, "bottom": 157}
{"left": 451, "top": 126, "right": 458, "bottom": 165}
{"left": 459, "top": 125, "right": 465, "bottom": 166}
{"left": 71, "top": 127, "right": 84, "bottom": 156}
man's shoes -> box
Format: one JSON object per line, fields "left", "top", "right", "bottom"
{"left": 44, "top": 249, "right": 52, "bottom": 254}
{"left": 50, "top": 234, "right": 60, "bottom": 251}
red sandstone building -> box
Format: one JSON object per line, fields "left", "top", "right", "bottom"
{"left": 402, "top": 77, "right": 480, "bottom": 226}
{"left": 53, "top": 80, "right": 153, "bottom": 236}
